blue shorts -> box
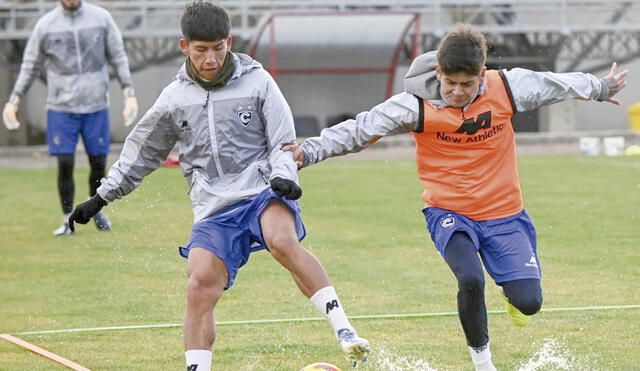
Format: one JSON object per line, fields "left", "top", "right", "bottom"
{"left": 47, "top": 109, "right": 110, "bottom": 156}
{"left": 423, "top": 207, "right": 541, "bottom": 284}
{"left": 179, "top": 188, "right": 306, "bottom": 289}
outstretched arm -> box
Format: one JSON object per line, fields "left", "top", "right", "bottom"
{"left": 504, "top": 62, "right": 629, "bottom": 112}
{"left": 297, "top": 92, "right": 420, "bottom": 168}
{"left": 599, "top": 62, "right": 628, "bottom": 105}
{"left": 69, "top": 94, "right": 178, "bottom": 230}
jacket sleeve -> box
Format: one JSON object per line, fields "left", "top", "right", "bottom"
{"left": 104, "top": 11, "right": 133, "bottom": 90}
{"left": 503, "top": 68, "right": 607, "bottom": 113}
{"left": 97, "top": 91, "right": 178, "bottom": 202}
{"left": 299, "top": 92, "right": 420, "bottom": 167}
{"left": 11, "top": 24, "right": 46, "bottom": 99}
{"left": 262, "top": 73, "right": 298, "bottom": 182}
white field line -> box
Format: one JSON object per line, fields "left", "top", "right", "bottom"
{"left": 12, "top": 304, "right": 640, "bottom": 336}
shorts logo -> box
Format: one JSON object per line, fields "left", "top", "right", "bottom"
{"left": 440, "top": 215, "right": 455, "bottom": 229}
{"left": 525, "top": 255, "right": 538, "bottom": 268}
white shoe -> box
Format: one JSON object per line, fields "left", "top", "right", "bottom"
{"left": 337, "top": 328, "right": 370, "bottom": 367}
{"left": 53, "top": 222, "right": 72, "bottom": 236}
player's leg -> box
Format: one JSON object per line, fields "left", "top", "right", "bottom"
{"left": 47, "top": 110, "right": 81, "bottom": 236}
{"left": 88, "top": 154, "right": 110, "bottom": 231}
{"left": 444, "top": 231, "right": 496, "bottom": 371}
{"left": 501, "top": 278, "right": 542, "bottom": 316}
{"left": 259, "top": 198, "right": 369, "bottom": 365}
{"left": 184, "top": 247, "right": 228, "bottom": 371}
{"left": 480, "top": 209, "right": 542, "bottom": 327}
{"left": 81, "top": 109, "right": 111, "bottom": 231}
{"left": 53, "top": 154, "right": 75, "bottom": 236}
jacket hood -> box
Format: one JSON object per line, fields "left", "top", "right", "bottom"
{"left": 176, "top": 52, "right": 262, "bottom": 86}
{"left": 404, "top": 51, "right": 439, "bottom": 100}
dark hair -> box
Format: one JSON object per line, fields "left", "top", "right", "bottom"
{"left": 181, "top": 1, "right": 230, "bottom": 42}
{"left": 437, "top": 23, "right": 487, "bottom": 75}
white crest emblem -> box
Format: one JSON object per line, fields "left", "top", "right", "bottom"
{"left": 238, "top": 110, "right": 253, "bottom": 126}
{"left": 440, "top": 216, "right": 455, "bottom": 229}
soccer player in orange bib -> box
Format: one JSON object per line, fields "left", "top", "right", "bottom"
{"left": 285, "top": 24, "right": 627, "bottom": 370}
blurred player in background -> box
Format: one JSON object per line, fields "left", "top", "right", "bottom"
{"left": 67, "top": 1, "right": 369, "bottom": 369}
{"left": 286, "top": 23, "right": 627, "bottom": 371}
{"left": 2, "top": 0, "right": 138, "bottom": 236}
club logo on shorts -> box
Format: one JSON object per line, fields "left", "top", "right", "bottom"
{"left": 525, "top": 255, "right": 538, "bottom": 268}
{"left": 440, "top": 215, "right": 455, "bottom": 229}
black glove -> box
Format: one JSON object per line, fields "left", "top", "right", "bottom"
{"left": 69, "top": 194, "right": 108, "bottom": 232}
{"left": 270, "top": 177, "right": 302, "bottom": 200}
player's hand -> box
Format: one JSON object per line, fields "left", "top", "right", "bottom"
{"left": 68, "top": 194, "right": 108, "bottom": 232}
{"left": 3, "top": 97, "right": 21, "bottom": 130}
{"left": 601, "top": 62, "right": 628, "bottom": 105}
{"left": 280, "top": 142, "right": 304, "bottom": 169}
{"left": 123, "top": 96, "right": 139, "bottom": 127}
{"left": 270, "top": 177, "right": 302, "bottom": 200}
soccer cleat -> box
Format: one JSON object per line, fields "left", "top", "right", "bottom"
{"left": 53, "top": 222, "right": 73, "bottom": 236}
{"left": 337, "top": 328, "right": 370, "bottom": 367}
{"left": 501, "top": 290, "right": 531, "bottom": 327}
{"left": 93, "top": 211, "right": 112, "bottom": 231}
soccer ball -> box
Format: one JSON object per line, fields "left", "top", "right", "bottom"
{"left": 299, "top": 362, "right": 342, "bottom": 371}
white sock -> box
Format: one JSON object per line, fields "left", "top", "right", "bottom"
{"left": 310, "top": 286, "right": 354, "bottom": 339}
{"left": 469, "top": 342, "right": 496, "bottom": 371}
{"left": 185, "top": 349, "right": 212, "bottom": 371}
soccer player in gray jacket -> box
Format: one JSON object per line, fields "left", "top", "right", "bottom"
{"left": 68, "top": 2, "right": 369, "bottom": 369}
{"left": 2, "top": 0, "right": 139, "bottom": 236}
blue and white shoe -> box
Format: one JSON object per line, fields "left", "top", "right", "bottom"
{"left": 53, "top": 222, "right": 72, "bottom": 236}
{"left": 93, "top": 211, "right": 112, "bottom": 231}
{"left": 337, "top": 328, "right": 370, "bottom": 367}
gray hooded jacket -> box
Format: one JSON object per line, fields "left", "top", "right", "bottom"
{"left": 11, "top": 2, "right": 133, "bottom": 113}
{"left": 300, "top": 51, "right": 610, "bottom": 166}
{"left": 97, "top": 53, "right": 298, "bottom": 223}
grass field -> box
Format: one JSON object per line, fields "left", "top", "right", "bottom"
{"left": 0, "top": 155, "right": 639, "bottom": 370}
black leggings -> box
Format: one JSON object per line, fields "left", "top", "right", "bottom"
{"left": 56, "top": 154, "right": 107, "bottom": 214}
{"left": 444, "top": 232, "right": 543, "bottom": 348}
{"left": 88, "top": 154, "right": 107, "bottom": 197}
{"left": 57, "top": 154, "right": 75, "bottom": 214}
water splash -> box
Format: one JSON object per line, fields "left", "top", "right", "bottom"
{"left": 370, "top": 346, "right": 441, "bottom": 371}
{"left": 516, "top": 338, "right": 597, "bottom": 371}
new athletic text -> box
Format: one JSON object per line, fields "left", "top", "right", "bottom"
{"left": 437, "top": 111, "right": 504, "bottom": 143}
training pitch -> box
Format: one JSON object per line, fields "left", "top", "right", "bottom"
{"left": 0, "top": 155, "right": 639, "bottom": 370}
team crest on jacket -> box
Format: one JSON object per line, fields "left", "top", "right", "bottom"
{"left": 237, "top": 110, "right": 253, "bottom": 127}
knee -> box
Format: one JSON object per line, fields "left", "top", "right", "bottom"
{"left": 458, "top": 272, "right": 485, "bottom": 293}
{"left": 265, "top": 234, "right": 299, "bottom": 259}
{"left": 186, "top": 273, "right": 224, "bottom": 305}
{"left": 57, "top": 155, "right": 75, "bottom": 177}
{"left": 509, "top": 293, "right": 543, "bottom": 315}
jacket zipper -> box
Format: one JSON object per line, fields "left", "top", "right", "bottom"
{"left": 206, "top": 91, "right": 224, "bottom": 176}
{"left": 187, "top": 172, "right": 196, "bottom": 195}
{"left": 257, "top": 168, "right": 268, "bottom": 185}
{"left": 72, "top": 16, "right": 82, "bottom": 73}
